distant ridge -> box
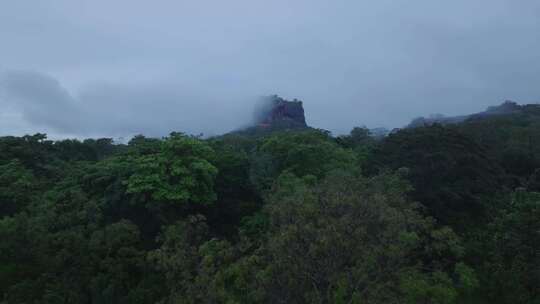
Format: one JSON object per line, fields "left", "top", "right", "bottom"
{"left": 407, "top": 100, "right": 540, "bottom": 128}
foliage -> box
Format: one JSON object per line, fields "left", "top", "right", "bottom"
{"left": 252, "top": 129, "right": 358, "bottom": 187}
{"left": 1, "top": 108, "right": 540, "bottom": 304}
{"left": 369, "top": 125, "right": 505, "bottom": 228}
{"left": 470, "top": 191, "right": 540, "bottom": 303}
{"left": 126, "top": 133, "right": 218, "bottom": 205}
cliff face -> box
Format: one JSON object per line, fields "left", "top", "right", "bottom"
{"left": 256, "top": 95, "right": 307, "bottom": 129}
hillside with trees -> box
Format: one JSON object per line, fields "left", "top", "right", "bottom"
{"left": 1, "top": 99, "right": 539, "bottom": 303}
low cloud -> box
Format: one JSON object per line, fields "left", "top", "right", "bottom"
{"left": 2, "top": 1, "right": 540, "bottom": 138}
{"left": 0, "top": 70, "right": 254, "bottom": 139}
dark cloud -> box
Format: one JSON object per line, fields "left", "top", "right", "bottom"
{"left": 0, "top": 70, "right": 253, "bottom": 138}
{"left": 1, "top": 70, "right": 79, "bottom": 131}
{"left": 1, "top": 0, "right": 540, "bottom": 138}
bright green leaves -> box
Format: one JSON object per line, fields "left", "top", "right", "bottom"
{"left": 249, "top": 129, "right": 358, "bottom": 195}
{"left": 259, "top": 130, "right": 357, "bottom": 179}
{"left": 126, "top": 133, "right": 218, "bottom": 205}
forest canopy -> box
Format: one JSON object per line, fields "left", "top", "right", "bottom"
{"left": 1, "top": 104, "right": 540, "bottom": 303}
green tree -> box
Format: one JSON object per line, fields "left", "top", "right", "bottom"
{"left": 251, "top": 171, "right": 471, "bottom": 303}
{"left": 474, "top": 191, "right": 540, "bottom": 304}
{"left": 126, "top": 133, "right": 218, "bottom": 206}
{"left": 370, "top": 125, "right": 505, "bottom": 229}
{"left": 0, "top": 160, "right": 37, "bottom": 216}
{"left": 251, "top": 130, "right": 357, "bottom": 193}
{"left": 148, "top": 215, "right": 211, "bottom": 304}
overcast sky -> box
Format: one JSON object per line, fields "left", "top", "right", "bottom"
{"left": 1, "top": 0, "right": 540, "bottom": 139}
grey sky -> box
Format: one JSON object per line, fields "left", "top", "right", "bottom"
{"left": 1, "top": 0, "right": 540, "bottom": 138}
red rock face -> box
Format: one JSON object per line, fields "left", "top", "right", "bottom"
{"left": 256, "top": 96, "right": 307, "bottom": 129}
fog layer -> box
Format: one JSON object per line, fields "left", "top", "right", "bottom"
{"left": 1, "top": 0, "right": 540, "bottom": 138}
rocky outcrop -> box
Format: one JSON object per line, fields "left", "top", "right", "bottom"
{"left": 255, "top": 95, "right": 307, "bottom": 129}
